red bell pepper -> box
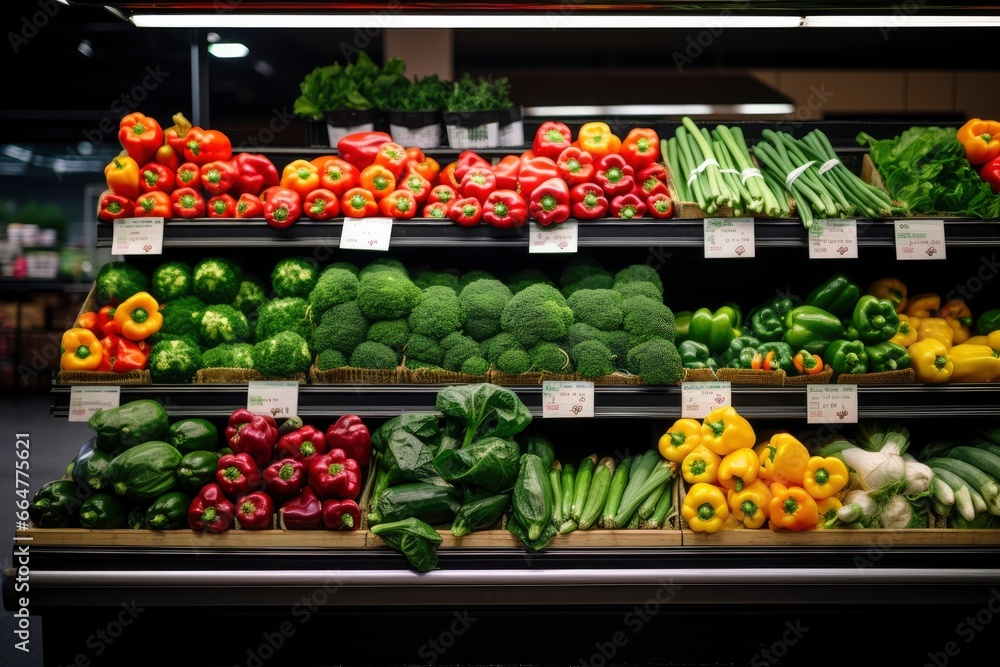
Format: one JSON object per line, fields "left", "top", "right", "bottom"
{"left": 437, "top": 161, "right": 460, "bottom": 189}
{"left": 529, "top": 177, "right": 571, "bottom": 226}
{"left": 405, "top": 146, "right": 425, "bottom": 163}
{"left": 570, "top": 182, "right": 609, "bottom": 220}
{"left": 638, "top": 163, "right": 668, "bottom": 184}
{"left": 322, "top": 498, "right": 360, "bottom": 531}
{"left": 341, "top": 187, "right": 379, "bottom": 218}
{"left": 280, "top": 485, "right": 323, "bottom": 530}
{"left": 262, "top": 457, "right": 307, "bottom": 503}
{"left": 556, "top": 146, "right": 596, "bottom": 186}
{"left": 448, "top": 196, "right": 484, "bottom": 227}
{"left": 303, "top": 188, "right": 341, "bottom": 220}
{"left": 235, "top": 491, "right": 274, "bottom": 530}
{"left": 207, "top": 193, "right": 237, "bottom": 218}
{"left": 200, "top": 159, "right": 239, "bottom": 196}
{"left": 619, "top": 127, "right": 661, "bottom": 172}
{"left": 225, "top": 408, "right": 278, "bottom": 469}
{"left": 276, "top": 425, "right": 329, "bottom": 463}
{"left": 235, "top": 193, "right": 264, "bottom": 219}
{"left": 482, "top": 189, "right": 529, "bottom": 229}
{"left": 400, "top": 171, "right": 431, "bottom": 205}
{"left": 374, "top": 141, "right": 409, "bottom": 181}
{"left": 308, "top": 449, "right": 362, "bottom": 500}
{"left": 638, "top": 172, "right": 669, "bottom": 198}
{"left": 379, "top": 189, "right": 418, "bottom": 219}
{"left": 359, "top": 163, "right": 397, "bottom": 201}
{"left": 980, "top": 155, "right": 1000, "bottom": 194}
{"left": 532, "top": 121, "right": 573, "bottom": 161}
{"left": 423, "top": 202, "right": 448, "bottom": 219}
{"left": 98, "top": 334, "right": 148, "bottom": 373}
{"left": 459, "top": 165, "right": 498, "bottom": 203}
{"left": 408, "top": 155, "right": 441, "bottom": 184}
{"left": 453, "top": 150, "right": 492, "bottom": 184}
{"left": 187, "top": 483, "right": 235, "bottom": 534}
{"left": 98, "top": 190, "right": 134, "bottom": 223}
{"left": 183, "top": 128, "right": 232, "bottom": 165}
{"left": 138, "top": 162, "right": 176, "bottom": 195}
{"left": 517, "top": 156, "right": 559, "bottom": 203}
{"left": 118, "top": 112, "right": 163, "bottom": 166}
{"left": 97, "top": 305, "right": 120, "bottom": 337}
{"left": 595, "top": 153, "right": 636, "bottom": 197}
{"left": 230, "top": 152, "right": 279, "bottom": 196}
{"left": 492, "top": 155, "right": 522, "bottom": 190}
{"left": 316, "top": 156, "right": 359, "bottom": 197}
{"left": 170, "top": 187, "right": 206, "bottom": 218}
{"left": 262, "top": 187, "right": 302, "bottom": 229}
{"left": 175, "top": 162, "right": 201, "bottom": 189}
{"left": 165, "top": 115, "right": 198, "bottom": 154}
{"left": 610, "top": 192, "right": 647, "bottom": 220}
{"left": 428, "top": 184, "right": 457, "bottom": 206}
{"left": 216, "top": 452, "right": 262, "bottom": 500}
{"left": 155, "top": 144, "right": 180, "bottom": 171}
{"left": 324, "top": 414, "right": 371, "bottom": 468}
{"left": 646, "top": 192, "right": 675, "bottom": 219}
{"left": 336, "top": 131, "right": 393, "bottom": 171}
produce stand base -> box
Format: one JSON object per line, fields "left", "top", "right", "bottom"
{"left": 682, "top": 528, "right": 1000, "bottom": 546}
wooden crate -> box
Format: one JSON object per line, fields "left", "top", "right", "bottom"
{"left": 682, "top": 528, "right": 1000, "bottom": 547}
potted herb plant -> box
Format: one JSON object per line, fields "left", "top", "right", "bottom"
{"left": 384, "top": 74, "right": 450, "bottom": 149}
{"left": 442, "top": 74, "right": 513, "bottom": 149}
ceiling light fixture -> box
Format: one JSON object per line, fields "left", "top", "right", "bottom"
{"left": 207, "top": 42, "right": 250, "bottom": 58}
{"left": 802, "top": 14, "right": 1000, "bottom": 28}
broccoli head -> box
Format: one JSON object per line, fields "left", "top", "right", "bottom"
{"left": 613, "top": 264, "right": 663, "bottom": 297}
{"left": 193, "top": 257, "right": 242, "bottom": 304}
{"left": 571, "top": 340, "right": 615, "bottom": 378}
{"left": 458, "top": 269, "right": 498, "bottom": 291}
{"left": 405, "top": 359, "right": 444, "bottom": 371}
{"left": 271, "top": 257, "right": 319, "bottom": 299}
{"left": 232, "top": 275, "right": 269, "bottom": 318}
{"left": 252, "top": 331, "right": 312, "bottom": 377}
{"left": 559, "top": 257, "right": 611, "bottom": 288}
{"left": 627, "top": 337, "right": 683, "bottom": 385}
{"left": 316, "top": 349, "right": 348, "bottom": 371}
{"left": 562, "top": 273, "right": 616, "bottom": 297}
{"left": 308, "top": 267, "right": 360, "bottom": 324}
{"left": 358, "top": 257, "right": 408, "bottom": 280}
{"left": 600, "top": 329, "right": 631, "bottom": 365}
{"left": 495, "top": 348, "right": 531, "bottom": 375}
{"left": 500, "top": 283, "right": 575, "bottom": 349}
{"left": 327, "top": 261, "right": 359, "bottom": 275}
{"left": 349, "top": 341, "right": 400, "bottom": 370}
{"left": 148, "top": 338, "right": 201, "bottom": 383}
{"left": 441, "top": 335, "right": 481, "bottom": 372}
{"left": 529, "top": 342, "right": 572, "bottom": 374}
{"left": 356, "top": 271, "right": 422, "bottom": 321}
{"left": 480, "top": 332, "right": 523, "bottom": 366}
{"left": 367, "top": 319, "right": 410, "bottom": 352}
{"left": 622, "top": 296, "right": 677, "bottom": 346}
{"left": 199, "top": 304, "right": 251, "bottom": 346}
{"left": 459, "top": 279, "right": 514, "bottom": 342}
{"left": 567, "top": 289, "right": 624, "bottom": 331}
{"left": 201, "top": 342, "right": 254, "bottom": 369}
{"left": 403, "top": 333, "right": 444, "bottom": 365}
{"left": 311, "top": 301, "right": 369, "bottom": 355}
{"left": 408, "top": 285, "right": 465, "bottom": 340}
{"left": 412, "top": 269, "right": 460, "bottom": 292}
{"left": 95, "top": 261, "right": 148, "bottom": 306}
{"left": 507, "top": 268, "right": 556, "bottom": 294}
{"left": 461, "top": 356, "right": 490, "bottom": 376}
{"left": 159, "top": 295, "right": 207, "bottom": 341}
{"left": 253, "top": 297, "right": 311, "bottom": 342}
{"left": 151, "top": 261, "right": 193, "bottom": 302}
{"left": 613, "top": 280, "right": 663, "bottom": 302}
{"left": 146, "top": 331, "right": 200, "bottom": 350}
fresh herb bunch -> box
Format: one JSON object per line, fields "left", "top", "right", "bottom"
{"left": 444, "top": 74, "right": 513, "bottom": 113}
{"left": 385, "top": 74, "right": 451, "bottom": 113}
{"left": 293, "top": 51, "right": 407, "bottom": 120}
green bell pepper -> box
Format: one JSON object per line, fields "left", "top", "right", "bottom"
{"left": 678, "top": 340, "right": 719, "bottom": 371}
{"left": 729, "top": 347, "right": 762, "bottom": 370}
{"left": 689, "top": 307, "right": 741, "bottom": 355}
{"left": 826, "top": 339, "right": 869, "bottom": 377}
{"left": 784, "top": 306, "right": 845, "bottom": 355}
{"left": 975, "top": 308, "right": 1000, "bottom": 335}
{"left": 719, "top": 335, "right": 762, "bottom": 368}
{"left": 674, "top": 311, "right": 692, "bottom": 342}
{"left": 758, "top": 341, "right": 795, "bottom": 373}
{"left": 805, "top": 273, "right": 861, "bottom": 319}
{"left": 718, "top": 302, "right": 742, "bottom": 331}
{"left": 841, "top": 319, "right": 860, "bottom": 341}
{"left": 79, "top": 493, "right": 128, "bottom": 529}
{"left": 750, "top": 306, "right": 786, "bottom": 342}
{"left": 865, "top": 341, "right": 910, "bottom": 372}
{"left": 852, "top": 295, "right": 900, "bottom": 345}
{"left": 28, "top": 480, "right": 84, "bottom": 528}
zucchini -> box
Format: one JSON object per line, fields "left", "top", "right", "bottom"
{"left": 578, "top": 457, "right": 615, "bottom": 530}
{"left": 166, "top": 418, "right": 220, "bottom": 454}
{"left": 559, "top": 462, "right": 576, "bottom": 527}
{"left": 926, "top": 457, "right": 1000, "bottom": 515}
{"left": 571, "top": 454, "right": 597, "bottom": 523}
{"left": 79, "top": 493, "right": 127, "bottom": 529}
{"left": 973, "top": 439, "right": 1000, "bottom": 460}
{"left": 176, "top": 450, "right": 222, "bottom": 494}
{"left": 947, "top": 446, "right": 1000, "bottom": 482}
{"left": 106, "top": 440, "right": 183, "bottom": 501}
{"left": 512, "top": 453, "right": 554, "bottom": 541}
{"left": 450, "top": 493, "right": 509, "bottom": 538}
{"left": 72, "top": 449, "right": 114, "bottom": 492}
{"left": 930, "top": 467, "right": 976, "bottom": 521}
{"left": 600, "top": 456, "right": 633, "bottom": 529}
{"left": 548, "top": 461, "right": 563, "bottom": 526}
{"left": 145, "top": 491, "right": 192, "bottom": 530}
{"left": 89, "top": 399, "right": 170, "bottom": 453}
{"left": 368, "top": 482, "right": 462, "bottom": 527}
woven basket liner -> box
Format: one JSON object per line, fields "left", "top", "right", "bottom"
{"left": 408, "top": 368, "right": 484, "bottom": 385}
{"left": 715, "top": 368, "right": 787, "bottom": 386}
{"left": 681, "top": 368, "right": 718, "bottom": 383}
{"left": 593, "top": 372, "right": 645, "bottom": 386}
{"left": 309, "top": 365, "right": 408, "bottom": 384}
{"left": 487, "top": 370, "right": 580, "bottom": 386}
{"left": 195, "top": 368, "right": 264, "bottom": 383}
{"left": 665, "top": 155, "right": 796, "bottom": 220}
{"left": 784, "top": 365, "right": 835, "bottom": 385}
{"left": 837, "top": 368, "right": 915, "bottom": 385}
{"left": 58, "top": 369, "right": 151, "bottom": 385}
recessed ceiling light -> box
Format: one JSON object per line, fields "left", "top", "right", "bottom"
{"left": 207, "top": 42, "right": 249, "bottom": 59}
{"left": 77, "top": 39, "right": 93, "bottom": 57}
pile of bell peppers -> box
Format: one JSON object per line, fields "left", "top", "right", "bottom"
{"left": 62, "top": 290, "right": 163, "bottom": 373}
{"left": 957, "top": 118, "right": 1000, "bottom": 194}
{"left": 667, "top": 406, "right": 848, "bottom": 532}
{"left": 187, "top": 410, "right": 372, "bottom": 532}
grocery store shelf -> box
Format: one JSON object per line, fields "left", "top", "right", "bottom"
{"left": 48, "top": 382, "right": 1000, "bottom": 419}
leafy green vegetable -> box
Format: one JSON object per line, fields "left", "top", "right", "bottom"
{"left": 444, "top": 74, "right": 513, "bottom": 113}
{"left": 435, "top": 383, "right": 532, "bottom": 449}
{"left": 370, "top": 517, "right": 443, "bottom": 572}
{"left": 433, "top": 436, "right": 520, "bottom": 492}
{"left": 293, "top": 51, "right": 407, "bottom": 120}
{"left": 370, "top": 413, "right": 443, "bottom": 490}
{"left": 386, "top": 74, "right": 451, "bottom": 113}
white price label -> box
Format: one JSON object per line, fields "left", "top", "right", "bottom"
{"left": 529, "top": 221, "right": 578, "bottom": 254}
{"left": 704, "top": 218, "right": 755, "bottom": 258}
{"left": 809, "top": 219, "right": 858, "bottom": 259}
{"left": 68, "top": 386, "right": 121, "bottom": 422}
{"left": 894, "top": 220, "right": 946, "bottom": 260}
{"left": 681, "top": 381, "right": 732, "bottom": 419}
{"left": 340, "top": 217, "right": 393, "bottom": 251}
{"left": 542, "top": 380, "right": 594, "bottom": 418}
{"left": 112, "top": 217, "right": 164, "bottom": 255}
{"left": 247, "top": 381, "right": 299, "bottom": 419}
{"left": 807, "top": 384, "right": 858, "bottom": 424}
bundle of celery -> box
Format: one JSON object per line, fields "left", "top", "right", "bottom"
{"left": 663, "top": 117, "right": 787, "bottom": 217}
{"left": 751, "top": 128, "right": 902, "bottom": 228}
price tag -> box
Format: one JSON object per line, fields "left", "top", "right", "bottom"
{"left": 340, "top": 217, "right": 393, "bottom": 251}
{"left": 704, "top": 218, "right": 755, "bottom": 258}
{"left": 808, "top": 219, "right": 858, "bottom": 259}
{"left": 681, "top": 381, "right": 731, "bottom": 419}
{"left": 894, "top": 220, "right": 946, "bottom": 260}
{"left": 529, "top": 221, "right": 578, "bottom": 254}
{"left": 807, "top": 384, "right": 858, "bottom": 424}
{"left": 247, "top": 381, "right": 299, "bottom": 419}
{"left": 68, "top": 386, "right": 121, "bottom": 422}
{"left": 112, "top": 217, "right": 164, "bottom": 255}
{"left": 542, "top": 380, "right": 594, "bottom": 418}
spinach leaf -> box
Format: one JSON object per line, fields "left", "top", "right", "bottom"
{"left": 433, "top": 436, "right": 520, "bottom": 492}
{"left": 370, "top": 517, "right": 443, "bottom": 572}
{"left": 371, "top": 413, "right": 442, "bottom": 485}
{"left": 435, "top": 383, "right": 532, "bottom": 449}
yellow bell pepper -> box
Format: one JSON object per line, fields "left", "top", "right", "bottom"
{"left": 944, "top": 317, "right": 971, "bottom": 345}
{"left": 768, "top": 482, "right": 819, "bottom": 531}
{"left": 908, "top": 337, "right": 954, "bottom": 383}
{"left": 60, "top": 328, "right": 104, "bottom": 371}
{"left": 949, "top": 343, "right": 1000, "bottom": 383}
{"left": 681, "top": 482, "right": 729, "bottom": 533}
{"left": 114, "top": 291, "right": 163, "bottom": 341}
{"left": 916, "top": 317, "right": 954, "bottom": 349}
{"left": 905, "top": 293, "right": 941, "bottom": 319}
{"left": 814, "top": 497, "right": 843, "bottom": 529}
{"left": 964, "top": 330, "right": 1000, "bottom": 348}
{"left": 867, "top": 277, "right": 907, "bottom": 313}
{"left": 753, "top": 441, "right": 775, "bottom": 480}
{"left": 681, "top": 444, "right": 722, "bottom": 485}
{"left": 700, "top": 406, "right": 755, "bottom": 456}
{"left": 802, "top": 455, "right": 849, "bottom": 500}
{"left": 763, "top": 433, "right": 810, "bottom": 487}
{"left": 728, "top": 478, "right": 772, "bottom": 529}
{"left": 658, "top": 418, "right": 701, "bottom": 463}
{"left": 890, "top": 314, "right": 919, "bottom": 347}
{"left": 717, "top": 447, "right": 759, "bottom": 492}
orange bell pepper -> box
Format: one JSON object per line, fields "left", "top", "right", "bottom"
{"left": 134, "top": 190, "right": 173, "bottom": 219}
{"left": 904, "top": 293, "right": 941, "bottom": 319}
{"left": 359, "top": 164, "right": 397, "bottom": 201}
{"left": 378, "top": 189, "right": 418, "bottom": 219}
{"left": 957, "top": 118, "right": 1000, "bottom": 165}
{"left": 937, "top": 299, "right": 973, "bottom": 344}
{"left": 438, "top": 161, "right": 460, "bottom": 189}
{"left": 409, "top": 155, "right": 441, "bottom": 184}
{"left": 104, "top": 156, "right": 140, "bottom": 201}
{"left": 618, "top": 127, "right": 660, "bottom": 172}
{"left": 866, "top": 277, "right": 908, "bottom": 313}
{"left": 728, "top": 479, "right": 772, "bottom": 529}
{"left": 340, "top": 187, "right": 379, "bottom": 218}
{"left": 768, "top": 483, "right": 819, "bottom": 531}
{"left": 577, "top": 121, "right": 621, "bottom": 160}
{"left": 280, "top": 159, "right": 321, "bottom": 198}
{"left": 373, "top": 141, "right": 409, "bottom": 181}
{"left": 316, "top": 157, "right": 359, "bottom": 197}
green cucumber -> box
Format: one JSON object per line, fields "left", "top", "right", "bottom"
{"left": 549, "top": 461, "right": 563, "bottom": 526}
{"left": 571, "top": 454, "right": 597, "bottom": 523}
{"left": 368, "top": 482, "right": 462, "bottom": 527}
{"left": 512, "top": 453, "right": 554, "bottom": 541}
{"left": 947, "top": 446, "right": 1000, "bottom": 482}
{"left": 450, "top": 493, "right": 509, "bottom": 538}
{"left": 578, "top": 457, "right": 615, "bottom": 530}
{"left": 600, "top": 456, "right": 632, "bottom": 529}
{"left": 106, "top": 440, "right": 183, "bottom": 501}
{"left": 166, "top": 418, "right": 220, "bottom": 454}
{"left": 559, "top": 462, "right": 576, "bottom": 526}
{"left": 89, "top": 399, "right": 170, "bottom": 453}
